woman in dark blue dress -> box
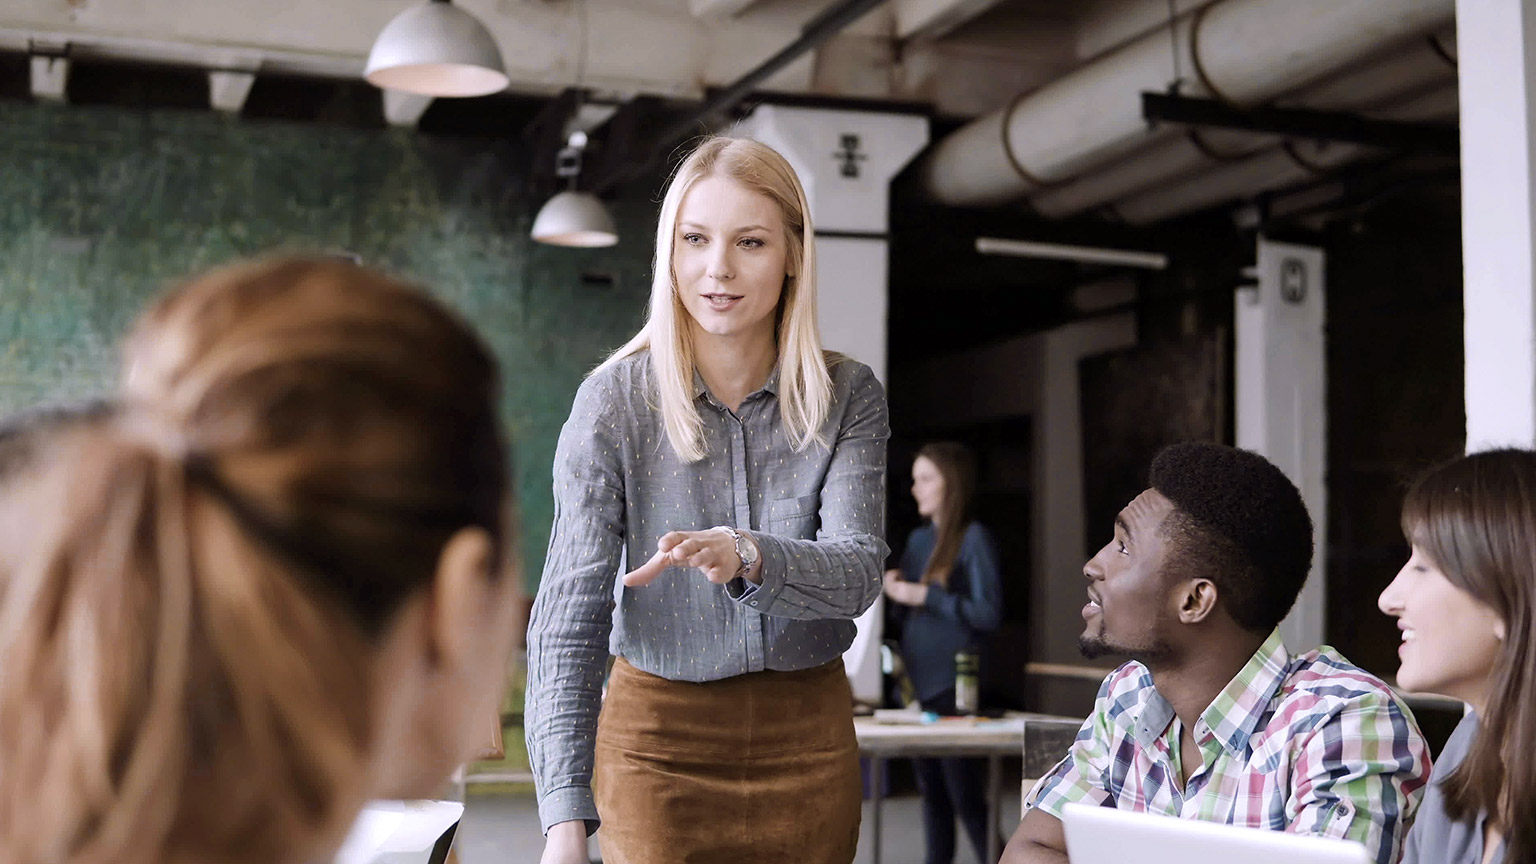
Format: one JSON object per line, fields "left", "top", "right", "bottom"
{"left": 883, "top": 442, "right": 1004, "bottom": 864}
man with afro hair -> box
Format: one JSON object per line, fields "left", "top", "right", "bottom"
{"left": 1003, "top": 442, "right": 1430, "bottom": 864}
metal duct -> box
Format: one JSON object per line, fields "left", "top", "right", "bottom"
{"left": 1026, "top": 28, "right": 1457, "bottom": 219}
{"left": 1111, "top": 83, "right": 1459, "bottom": 223}
{"left": 917, "top": 0, "right": 1455, "bottom": 207}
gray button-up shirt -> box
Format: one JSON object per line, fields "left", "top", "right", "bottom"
{"left": 1402, "top": 712, "right": 1503, "bottom": 864}
{"left": 525, "top": 350, "right": 889, "bottom": 833}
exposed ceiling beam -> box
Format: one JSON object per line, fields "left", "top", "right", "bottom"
{"left": 1141, "top": 92, "right": 1460, "bottom": 156}
{"left": 29, "top": 54, "right": 67, "bottom": 101}
{"left": 0, "top": 0, "right": 1058, "bottom": 119}
{"left": 892, "top": 0, "right": 1008, "bottom": 41}
{"left": 208, "top": 70, "right": 255, "bottom": 113}
{"left": 0, "top": 1, "right": 838, "bottom": 102}
{"left": 590, "top": 0, "right": 886, "bottom": 193}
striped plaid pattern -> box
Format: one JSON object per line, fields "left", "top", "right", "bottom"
{"left": 1027, "top": 630, "right": 1430, "bottom": 864}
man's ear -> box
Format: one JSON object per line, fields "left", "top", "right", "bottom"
{"left": 1177, "top": 578, "right": 1219, "bottom": 625}
{"left": 425, "top": 526, "right": 495, "bottom": 668}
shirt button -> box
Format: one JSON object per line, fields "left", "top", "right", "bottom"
{"left": 751, "top": 601, "right": 759, "bottom": 606}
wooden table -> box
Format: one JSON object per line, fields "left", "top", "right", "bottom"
{"left": 854, "top": 715, "right": 1021, "bottom": 864}
{"left": 854, "top": 713, "right": 1084, "bottom": 863}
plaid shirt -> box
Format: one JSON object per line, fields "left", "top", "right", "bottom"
{"left": 1027, "top": 630, "right": 1430, "bottom": 864}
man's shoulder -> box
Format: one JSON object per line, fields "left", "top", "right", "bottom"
{"left": 1275, "top": 644, "right": 1408, "bottom": 718}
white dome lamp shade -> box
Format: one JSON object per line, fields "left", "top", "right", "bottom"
{"left": 365, "top": 0, "right": 509, "bottom": 98}
{"left": 531, "top": 190, "right": 618, "bottom": 247}
{"left": 532, "top": 132, "right": 618, "bottom": 247}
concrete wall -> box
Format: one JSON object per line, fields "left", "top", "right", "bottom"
{"left": 0, "top": 99, "right": 658, "bottom": 590}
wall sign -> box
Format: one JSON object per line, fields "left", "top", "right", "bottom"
{"left": 1280, "top": 257, "right": 1308, "bottom": 304}
{"left": 834, "top": 133, "right": 867, "bottom": 179}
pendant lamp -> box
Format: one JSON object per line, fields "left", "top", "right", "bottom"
{"left": 365, "top": 0, "right": 509, "bottom": 98}
{"left": 532, "top": 131, "right": 618, "bottom": 248}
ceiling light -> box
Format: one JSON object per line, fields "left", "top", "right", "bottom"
{"left": 365, "top": 0, "right": 509, "bottom": 98}
{"left": 532, "top": 132, "right": 618, "bottom": 248}
{"left": 532, "top": 191, "right": 618, "bottom": 247}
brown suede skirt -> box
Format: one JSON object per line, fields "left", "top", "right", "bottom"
{"left": 593, "top": 657, "right": 861, "bottom": 864}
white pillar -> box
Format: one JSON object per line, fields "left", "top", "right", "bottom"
{"left": 731, "top": 105, "right": 929, "bottom": 383}
{"left": 1034, "top": 317, "right": 1139, "bottom": 663}
{"left": 895, "top": 316, "right": 1138, "bottom": 664}
{"left": 1236, "top": 239, "right": 1326, "bottom": 650}
{"left": 1459, "top": 0, "right": 1536, "bottom": 451}
{"left": 731, "top": 104, "right": 929, "bottom": 702}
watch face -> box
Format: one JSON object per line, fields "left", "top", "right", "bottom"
{"left": 735, "top": 532, "right": 756, "bottom": 567}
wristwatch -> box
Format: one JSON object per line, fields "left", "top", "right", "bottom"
{"left": 714, "top": 525, "right": 758, "bottom": 578}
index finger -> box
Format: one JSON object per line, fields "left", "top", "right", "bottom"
{"left": 622, "top": 549, "right": 670, "bottom": 588}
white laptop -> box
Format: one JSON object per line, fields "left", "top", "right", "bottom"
{"left": 1061, "top": 802, "right": 1371, "bottom": 864}
{"left": 335, "top": 799, "right": 464, "bottom": 864}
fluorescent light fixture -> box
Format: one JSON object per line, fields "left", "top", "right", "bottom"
{"left": 975, "top": 237, "right": 1167, "bottom": 271}
{"left": 365, "top": 0, "right": 509, "bottom": 98}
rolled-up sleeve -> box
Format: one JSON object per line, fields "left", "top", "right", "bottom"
{"left": 1026, "top": 672, "right": 1118, "bottom": 819}
{"left": 525, "top": 375, "right": 626, "bottom": 835}
{"left": 731, "top": 364, "right": 889, "bottom": 620}
{"left": 1286, "top": 690, "right": 1430, "bottom": 864}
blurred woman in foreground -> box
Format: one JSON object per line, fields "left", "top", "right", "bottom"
{"left": 0, "top": 257, "right": 522, "bottom": 864}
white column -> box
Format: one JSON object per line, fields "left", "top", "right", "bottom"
{"left": 896, "top": 316, "right": 1138, "bottom": 664}
{"left": 1459, "top": 0, "right": 1536, "bottom": 450}
{"left": 1034, "top": 317, "right": 1139, "bottom": 663}
{"left": 731, "top": 104, "right": 929, "bottom": 702}
{"left": 1236, "top": 239, "right": 1326, "bottom": 650}
{"left": 732, "top": 105, "right": 929, "bottom": 384}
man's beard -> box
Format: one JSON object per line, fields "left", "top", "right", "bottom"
{"left": 1078, "top": 635, "right": 1116, "bottom": 660}
{"left": 1078, "top": 633, "right": 1174, "bottom": 664}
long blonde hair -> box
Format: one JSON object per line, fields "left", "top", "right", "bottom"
{"left": 0, "top": 257, "right": 509, "bottom": 864}
{"left": 599, "top": 136, "right": 833, "bottom": 462}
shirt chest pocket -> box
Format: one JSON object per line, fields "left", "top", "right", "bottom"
{"left": 763, "top": 493, "right": 820, "bottom": 539}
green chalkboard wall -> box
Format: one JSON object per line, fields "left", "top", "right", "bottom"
{"left": 0, "top": 100, "right": 657, "bottom": 590}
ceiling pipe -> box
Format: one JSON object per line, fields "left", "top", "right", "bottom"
{"left": 1111, "top": 83, "right": 1458, "bottom": 224}
{"left": 1026, "top": 28, "right": 1457, "bottom": 219}
{"left": 588, "top": 0, "right": 886, "bottom": 194}
{"left": 916, "top": 0, "right": 1454, "bottom": 208}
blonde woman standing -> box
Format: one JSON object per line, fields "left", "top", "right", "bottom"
{"left": 527, "top": 137, "right": 889, "bottom": 864}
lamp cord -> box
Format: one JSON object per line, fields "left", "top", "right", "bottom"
{"left": 569, "top": 0, "right": 590, "bottom": 191}
{"left": 1166, "top": 0, "right": 1184, "bottom": 95}
{"left": 576, "top": 0, "right": 589, "bottom": 99}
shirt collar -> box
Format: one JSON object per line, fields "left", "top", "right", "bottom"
{"left": 1200, "top": 628, "right": 1290, "bottom": 756}
{"left": 1133, "top": 628, "right": 1290, "bottom": 757}
{"left": 692, "top": 365, "right": 782, "bottom": 403}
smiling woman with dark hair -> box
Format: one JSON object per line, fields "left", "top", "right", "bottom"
{"left": 1380, "top": 448, "right": 1536, "bottom": 864}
